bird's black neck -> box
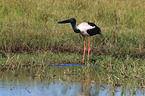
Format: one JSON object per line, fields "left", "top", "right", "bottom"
{"left": 71, "top": 22, "right": 80, "bottom": 33}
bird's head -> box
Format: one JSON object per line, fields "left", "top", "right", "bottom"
{"left": 58, "top": 18, "right": 76, "bottom": 24}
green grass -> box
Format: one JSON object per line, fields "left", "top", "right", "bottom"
{"left": 1, "top": 0, "right": 145, "bottom": 57}
{"left": 0, "top": 0, "right": 145, "bottom": 87}
{"left": 0, "top": 51, "right": 82, "bottom": 67}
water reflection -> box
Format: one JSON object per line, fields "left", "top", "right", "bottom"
{"left": 0, "top": 66, "right": 144, "bottom": 96}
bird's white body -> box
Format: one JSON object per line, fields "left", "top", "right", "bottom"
{"left": 77, "top": 22, "right": 95, "bottom": 37}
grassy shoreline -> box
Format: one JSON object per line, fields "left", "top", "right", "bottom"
{"left": 0, "top": 0, "right": 145, "bottom": 86}
{"left": 0, "top": 51, "right": 144, "bottom": 88}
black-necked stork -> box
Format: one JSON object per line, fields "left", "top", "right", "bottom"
{"left": 58, "top": 18, "right": 101, "bottom": 64}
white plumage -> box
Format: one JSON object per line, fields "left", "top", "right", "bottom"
{"left": 77, "top": 22, "right": 95, "bottom": 37}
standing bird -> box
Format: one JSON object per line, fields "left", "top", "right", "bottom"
{"left": 58, "top": 18, "right": 101, "bottom": 64}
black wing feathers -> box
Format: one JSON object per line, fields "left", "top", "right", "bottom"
{"left": 87, "top": 22, "right": 101, "bottom": 36}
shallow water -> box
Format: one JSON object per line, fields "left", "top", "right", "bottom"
{"left": 0, "top": 65, "right": 144, "bottom": 96}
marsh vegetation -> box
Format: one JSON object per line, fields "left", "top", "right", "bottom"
{"left": 0, "top": 0, "right": 145, "bottom": 95}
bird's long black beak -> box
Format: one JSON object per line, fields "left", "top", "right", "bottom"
{"left": 58, "top": 19, "right": 70, "bottom": 24}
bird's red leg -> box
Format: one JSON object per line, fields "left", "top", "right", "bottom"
{"left": 82, "top": 37, "right": 86, "bottom": 64}
{"left": 87, "top": 37, "right": 90, "bottom": 63}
